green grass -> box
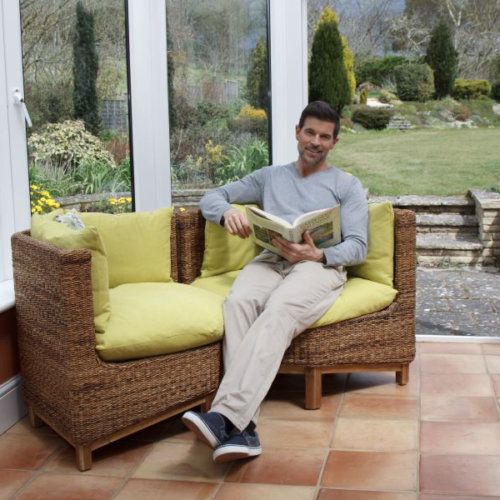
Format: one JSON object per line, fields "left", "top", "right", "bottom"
{"left": 331, "top": 128, "right": 500, "bottom": 196}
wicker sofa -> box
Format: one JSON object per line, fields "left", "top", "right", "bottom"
{"left": 11, "top": 213, "right": 221, "bottom": 471}
{"left": 11, "top": 204, "right": 416, "bottom": 471}
{"left": 176, "top": 206, "right": 416, "bottom": 409}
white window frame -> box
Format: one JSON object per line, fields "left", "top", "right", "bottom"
{"left": 269, "top": 0, "right": 308, "bottom": 165}
{"left": 0, "top": 0, "right": 30, "bottom": 306}
{"left": 127, "top": 0, "right": 172, "bottom": 211}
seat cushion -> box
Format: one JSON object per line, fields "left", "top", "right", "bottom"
{"left": 348, "top": 201, "right": 394, "bottom": 287}
{"left": 31, "top": 211, "right": 111, "bottom": 333}
{"left": 97, "top": 282, "right": 224, "bottom": 361}
{"left": 80, "top": 207, "right": 174, "bottom": 288}
{"left": 191, "top": 272, "right": 397, "bottom": 328}
{"left": 201, "top": 204, "right": 261, "bottom": 278}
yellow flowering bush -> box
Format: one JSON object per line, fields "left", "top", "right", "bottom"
{"left": 236, "top": 104, "right": 267, "bottom": 120}
{"left": 205, "top": 140, "right": 225, "bottom": 165}
{"left": 30, "top": 184, "right": 60, "bottom": 214}
{"left": 204, "top": 140, "right": 226, "bottom": 184}
{"left": 108, "top": 196, "right": 132, "bottom": 214}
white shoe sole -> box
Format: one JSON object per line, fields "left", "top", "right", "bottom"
{"left": 181, "top": 411, "right": 219, "bottom": 448}
{"left": 213, "top": 444, "right": 262, "bottom": 463}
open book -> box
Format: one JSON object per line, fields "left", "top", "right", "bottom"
{"left": 245, "top": 205, "right": 341, "bottom": 256}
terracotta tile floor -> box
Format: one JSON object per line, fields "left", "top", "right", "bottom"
{"left": 2, "top": 341, "right": 500, "bottom": 500}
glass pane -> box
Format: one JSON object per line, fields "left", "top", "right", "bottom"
{"left": 166, "top": 0, "right": 270, "bottom": 190}
{"left": 20, "top": 0, "right": 133, "bottom": 215}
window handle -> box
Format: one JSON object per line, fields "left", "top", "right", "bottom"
{"left": 13, "top": 88, "right": 32, "bottom": 128}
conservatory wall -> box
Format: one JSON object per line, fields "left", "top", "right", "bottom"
{"left": 0, "top": 0, "right": 307, "bottom": 431}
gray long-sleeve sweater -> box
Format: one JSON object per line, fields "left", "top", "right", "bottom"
{"left": 199, "top": 162, "right": 368, "bottom": 267}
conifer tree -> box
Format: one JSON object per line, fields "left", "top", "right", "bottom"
{"left": 425, "top": 19, "right": 458, "bottom": 99}
{"left": 73, "top": 1, "right": 100, "bottom": 135}
{"left": 246, "top": 38, "right": 268, "bottom": 109}
{"left": 309, "top": 7, "right": 351, "bottom": 114}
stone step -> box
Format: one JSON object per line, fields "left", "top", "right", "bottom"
{"left": 371, "top": 195, "right": 475, "bottom": 215}
{"left": 417, "top": 233, "right": 483, "bottom": 251}
{"left": 416, "top": 213, "right": 479, "bottom": 236}
{"left": 417, "top": 233, "right": 487, "bottom": 267}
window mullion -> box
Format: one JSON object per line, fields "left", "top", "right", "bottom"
{"left": 127, "top": 0, "right": 172, "bottom": 211}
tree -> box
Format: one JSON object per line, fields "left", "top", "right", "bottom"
{"left": 426, "top": 19, "right": 458, "bottom": 98}
{"left": 246, "top": 38, "right": 268, "bottom": 109}
{"left": 73, "top": 1, "right": 100, "bottom": 135}
{"left": 391, "top": 0, "right": 500, "bottom": 79}
{"left": 309, "top": 7, "right": 351, "bottom": 115}
{"left": 307, "top": 0, "right": 398, "bottom": 57}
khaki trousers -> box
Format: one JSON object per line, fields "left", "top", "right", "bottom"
{"left": 211, "top": 251, "right": 347, "bottom": 431}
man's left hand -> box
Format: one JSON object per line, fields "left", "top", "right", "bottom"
{"left": 272, "top": 231, "right": 324, "bottom": 264}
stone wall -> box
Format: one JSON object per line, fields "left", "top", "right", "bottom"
{"left": 470, "top": 190, "right": 500, "bottom": 267}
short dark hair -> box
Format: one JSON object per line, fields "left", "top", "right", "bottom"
{"left": 298, "top": 101, "right": 340, "bottom": 139}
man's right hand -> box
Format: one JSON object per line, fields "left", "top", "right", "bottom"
{"left": 222, "top": 208, "right": 251, "bottom": 239}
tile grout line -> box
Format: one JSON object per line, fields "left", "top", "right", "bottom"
{"left": 9, "top": 437, "right": 69, "bottom": 500}
{"left": 482, "top": 346, "right": 500, "bottom": 422}
{"left": 313, "top": 373, "right": 349, "bottom": 499}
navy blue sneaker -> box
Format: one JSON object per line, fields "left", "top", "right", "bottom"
{"left": 213, "top": 424, "right": 261, "bottom": 463}
{"left": 182, "top": 411, "right": 232, "bottom": 448}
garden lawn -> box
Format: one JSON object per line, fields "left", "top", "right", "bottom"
{"left": 331, "top": 128, "right": 500, "bottom": 196}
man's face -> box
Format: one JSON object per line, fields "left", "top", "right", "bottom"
{"left": 295, "top": 117, "right": 338, "bottom": 170}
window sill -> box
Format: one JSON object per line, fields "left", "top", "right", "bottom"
{"left": 0, "top": 280, "right": 15, "bottom": 313}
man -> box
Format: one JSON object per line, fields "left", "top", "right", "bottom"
{"left": 182, "top": 100, "right": 368, "bottom": 463}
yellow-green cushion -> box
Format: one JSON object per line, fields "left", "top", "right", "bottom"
{"left": 191, "top": 272, "right": 397, "bottom": 328}
{"left": 311, "top": 277, "right": 397, "bottom": 327}
{"left": 201, "top": 204, "right": 261, "bottom": 278}
{"left": 97, "top": 282, "right": 224, "bottom": 361}
{"left": 80, "top": 207, "right": 174, "bottom": 287}
{"left": 31, "top": 211, "right": 110, "bottom": 333}
{"left": 348, "top": 201, "right": 394, "bottom": 287}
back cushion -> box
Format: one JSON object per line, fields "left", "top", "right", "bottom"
{"left": 31, "top": 211, "right": 111, "bottom": 333}
{"left": 348, "top": 201, "right": 394, "bottom": 287}
{"left": 80, "top": 206, "right": 174, "bottom": 288}
{"left": 201, "top": 204, "right": 261, "bottom": 278}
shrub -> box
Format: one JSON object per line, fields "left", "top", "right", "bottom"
{"left": 452, "top": 79, "right": 491, "bottom": 100}
{"left": 246, "top": 38, "right": 268, "bottom": 109}
{"left": 28, "top": 120, "right": 116, "bottom": 172}
{"left": 73, "top": 2, "right": 100, "bottom": 135}
{"left": 228, "top": 116, "right": 268, "bottom": 139}
{"left": 351, "top": 106, "right": 394, "bottom": 130}
{"left": 395, "top": 63, "right": 435, "bottom": 102}
{"left": 309, "top": 7, "right": 351, "bottom": 114}
{"left": 216, "top": 140, "right": 269, "bottom": 185}
{"left": 360, "top": 87, "right": 368, "bottom": 105}
{"left": 491, "top": 80, "right": 500, "bottom": 102}
{"left": 355, "top": 56, "right": 413, "bottom": 87}
{"left": 379, "top": 90, "right": 398, "bottom": 103}
{"left": 425, "top": 20, "right": 458, "bottom": 99}
{"left": 236, "top": 104, "right": 267, "bottom": 120}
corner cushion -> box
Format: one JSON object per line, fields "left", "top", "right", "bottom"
{"left": 31, "top": 211, "right": 110, "bottom": 333}
{"left": 348, "top": 201, "right": 394, "bottom": 287}
{"left": 201, "top": 204, "right": 261, "bottom": 278}
{"left": 97, "top": 282, "right": 224, "bottom": 361}
{"left": 191, "top": 272, "right": 397, "bottom": 328}
{"left": 80, "top": 206, "right": 174, "bottom": 288}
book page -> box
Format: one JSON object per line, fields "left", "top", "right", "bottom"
{"left": 246, "top": 206, "right": 292, "bottom": 228}
{"left": 289, "top": 205, "right": 341, "bottom": 248}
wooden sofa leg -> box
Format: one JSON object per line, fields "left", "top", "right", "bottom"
{"left": 201, "top": 392, "right": 215, "bottom": 412}
{"left": 28, "top": 407, "right": 43, "bottom": 428}
{"left": 305, "top": 367, "right": 322, "bottom": 410}
{"left": 396, "top": 364, "right": 409, "bottom": 385}
{"left": 76, "top": 445, "right": 92, "bottom": 471}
